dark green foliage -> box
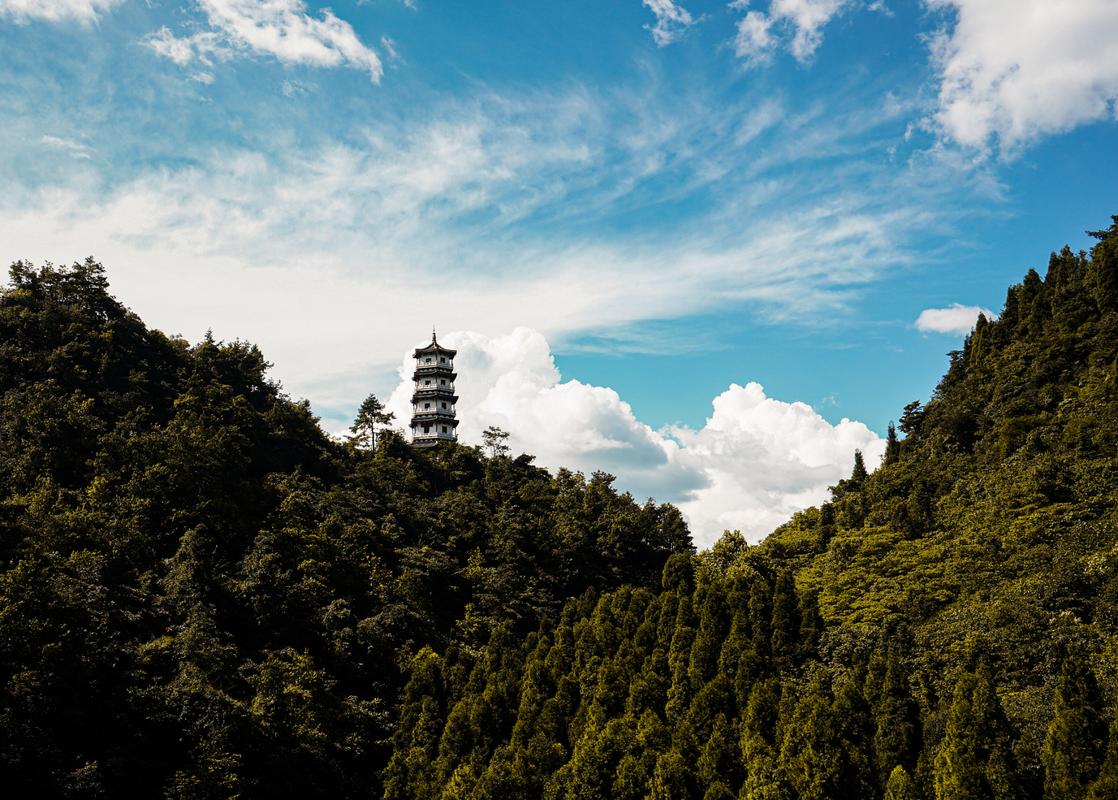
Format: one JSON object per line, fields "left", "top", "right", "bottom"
{"left": 1041, "top": 649, "right": 1106, "bottom": 799}
{"left": 7, "top": 213, "right": 1118, "bottom": 800}
{"left": 0, "top": 261, "right": 691, "bottom": 798}
{"left": 394, "top": 216, "right": 1118, "bottom": 800}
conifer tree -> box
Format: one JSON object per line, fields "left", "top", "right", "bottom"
{"left": 1042, "top": 650, "right": 1105, "bottom": 799}
{"left": 933, "top": 665, "right": 1020, "bottom": 800}
{"left": 770, "top": 570, "right": 800, "bottom": 671}
{"left": 650, "top": 751, "right": 695, "bottom": 800}
{"left": 884, "top": 421, "right": 901, "bottom": 465}
{"left": 349, "top": 393, "right": 393, "bottom": 449}
{"left": 779, "top": 672, "right": 842, "bottom": 800}
{"left": 874, "top": 645, "right": 921, "bottom": 782}
{"left": 884, "top": 765, "right": 917, "bottom": 800}
{"left": 851, "top": 449, "right": 868, "bottom": 483}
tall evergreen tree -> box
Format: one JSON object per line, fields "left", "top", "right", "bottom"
{"left": 934, "top": 665, "right": 1020, "bottom": 800}
{"left": 1042, "top": 650, "right": 1106, "bottom": 799}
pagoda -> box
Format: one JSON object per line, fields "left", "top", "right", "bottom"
{"left": 410, "top": 329, "right": 458, "bottom": 447}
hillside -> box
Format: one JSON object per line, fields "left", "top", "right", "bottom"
{"left": 3, "top": 215, "right": 1117, "bottom": 800}
{"left": 382, "top": 217, "right": 1118, "bottom": 800}
{"left": 0, "top": 260, "right": 690, "bottom": 798}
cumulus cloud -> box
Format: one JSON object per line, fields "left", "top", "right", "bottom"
{"left": 385, "top": 328, "right": 883, "bottom": 546}
{"left": 914, "top": 303, "right": 995, "bottom": 335}
{"left": 147, "top": 0, "right": 383, "bottom": 83}
{"left": 730, "top": 0, "right": 850, "bottom": 65}
{"left": 671, "top": 381, "right": 884, "bottom": 540}
{"left": 927, "top": 0, "right": 1118, "bottom": 152}
{"left": 642, "top": 0, "right": 695, "bottom": 46}
{"left": 0, "top": 0, "right": 121, "bottom": 24}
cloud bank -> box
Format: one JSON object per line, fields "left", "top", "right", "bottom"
{"left": 386, "top": 328, "right": 884, "bottom": 546}
{"left": 914, "top": 303, "right": 994, "bottom": 335}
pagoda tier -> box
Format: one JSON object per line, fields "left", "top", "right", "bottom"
{"left": 411, "top": 368, "right": 457, "bottom": 382}
{"left": 410, "top": 330, "right": 459, "bottom": 447}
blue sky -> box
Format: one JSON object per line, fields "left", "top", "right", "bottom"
{"left": 3, "top": 0, "right": 1117, "bottom": 543}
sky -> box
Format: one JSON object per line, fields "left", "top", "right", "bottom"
{"left": 2, "top": 0, "right": 1117, "bottom": 546}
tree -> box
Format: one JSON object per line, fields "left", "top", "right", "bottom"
{"left": 899, "top": 401, "right": 924, "bottom": 440}
{"left": 483, "top": 425, "right": 511, "bottom": 458}
{"left": 884, "top": 765, "right": 916, "bottom": 800}
{"left": 884, "top": 421, "right": 901, "bottom": 465}
{"left": 851, "top": 450, "right": 868, "bottom": 483}
{"left": 874, "top": 645, "right": 921, "bottom": 782}
{"left": 349, "top": 393, "right": 394, "bottom": 449}
{"left": 1042, "top": 650, "right": 1105, "bottom": 799}
{"left": 934, "top": 666, "right": 1020, "bottom": 800}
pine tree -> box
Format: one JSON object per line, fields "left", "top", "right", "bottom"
{"left": 482, "top": 425, "right": 511, "bottom": 458}
{"left": 650, "top": 751, "right": 695, "bottom": 800}
{"left": 779, "top": 672, "right": 842, "bottom": 800}
{"left": 884, "top": 421, "right": 901, "bottom": 465}
{"left": 934, "top": 665, "right": 1020, "bottom": 800}
{"left": 769, "top": 570, "right": 800, "bottom": 672}
{"left": 1042, "top": 650, "right": 1105, "bottom": 799}
{"left": 851, "top": 449, "right": 868, "bottom": 483}
{"left": 349, "top": 392, "right": 393, "bottom": 449}
{"left": 884, "top": 765, "right": 916, "bottom": 800}
{"left": 874, "top": 645, "right": 921, "bottom": 782}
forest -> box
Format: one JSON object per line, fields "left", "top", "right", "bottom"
{"left": 2, "top": 215, "right": 1117, "bottom": 799}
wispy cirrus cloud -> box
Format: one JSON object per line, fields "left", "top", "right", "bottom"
{"left": 146, "top": 0, "right": 383, "bottom": 83}
{"left": 1, "top": 80, "right": 949, "bottom": 424}
{"left": 39, "top": 134, "right": 93, "bottom": 159}
{"left": 0, "top": 0, "right": 122, "bottom": 24}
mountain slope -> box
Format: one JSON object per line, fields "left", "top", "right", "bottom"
{"left": 0, "top": 259, "right": 691, "bottom": 798}
{"left": 388, "top": 216, "right": 1118, "bottom": 800}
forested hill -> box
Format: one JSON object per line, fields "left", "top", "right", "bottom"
{"left": 383, "top": 217, "right": 1118, "bottom": 800}
{"left": 0, "top": 260, "right": 691, "bottom": 797}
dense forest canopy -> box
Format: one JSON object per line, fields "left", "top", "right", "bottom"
{"left": 0, "top": 259, "right": 690, "bottom": 797}
{"left": 3, "top": 214, "right": 1118, "bottom": 799}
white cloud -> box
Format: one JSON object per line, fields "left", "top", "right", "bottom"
{"left": 672, "top": 381, "right": 884, "bottom": 541}
{"left": 384, "top": 328, "right": 882, "bottom": 546}
{"left": 147, "top": 0, "right": 383, "bottom": 83}
{"left": 914, "top": 302, "right": 995, "bottom": 334}
{"left": 927, "top": 0, "right": 1118, "bottom": 152}
{"left": 39, "top": 135, "right": 92, "bottom": 159}
{"left": 0, "top": 0, "right": 121, "bottom": 24}
{"left": 733, "top": 10, "right": 776, "bottom": 66}
{"left": 0, "top": 84, "right": 952, "bottom": 454}
{"left": 730, "top": 0, "right": 850, "bottom": 65}
{"left": 643, "top": 0, "right": 695, "bottom": 46}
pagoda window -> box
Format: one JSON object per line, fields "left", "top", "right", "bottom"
{"left": 422, "top": 425, "right": 430, "bottom": 433}
{"left": 424, "top": 380, "right": 431, "bottom": 386}
{"left": 424, "top": 402, "right": 430, "bottom": 409}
